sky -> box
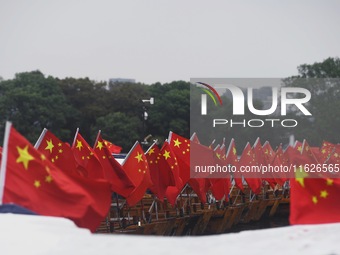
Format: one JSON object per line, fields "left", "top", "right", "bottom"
{"left": 0, "top": 0, "right": 339, "bottom": 84}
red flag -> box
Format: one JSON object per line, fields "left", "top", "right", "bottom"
{"left": 145, "top": 142, "right": 162, "bottom": 198}
{"left": 253, "top": 138, "right": 275, "bottom": 188}
{"left": 271, "top": 145, "right": 288, "bottom": 186}
{"left": 0, "top": 123, "right": 112, "bottom": 232}
{"left": 168, "top": 132, "right": 207, "bottom": 203}
{"left": 319, "top": 141, "right": 334, "bottom": 162}
{"left": 320, "top": 141, "right": 340, "bottom": 164}
{"left": 93, "top": 132, "right": 134, "bottom": 197}
{"left": 103, "top": 139, "right": 122, "bottom": 154}
{"left": 210, "top": 144, "right": 231, "bottom": 201}
{"left": 226, "top": 139, "right": 244, "bottom": 192}
{"left": 158, "top": 141, "right": 183, "bottom": 206}
{"left": 190, "top": 132, "right": 200, "bottom": 144}
{"left": 290, "top": 140, "right": 340, "bottom": 224}
{"left": 35, "top": 129, "right": 78, "bottom": 176}
{"left": 168, "top": 132, "right": 191, "bottom": 185}
{"left": 290, "top": 177, "right": 340, "bottom": 224}
{"left": 239, "top": 143, "right": 262, "bottom": 194}
{"left": 189, "top": 135, "right": 216, "bottom": 203}
{"left": 262, "top": 141, "right": 275, "bottom": 163}
{"left": 71, "top": 131, "right": 104, "bottom": 179}
{"left": 123, "top": 141, "right": 152, "bottom": 206}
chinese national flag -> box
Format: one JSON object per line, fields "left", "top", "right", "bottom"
{"left": 122, "top": 142, "right": 153, "bottom": 206}
{"left": 0, "top": 123, "right": 112, "bottom": 232}
{"left": 253, "top": 138, "right": 276, "bottom": 188}
{"left": 103, "top": 139, "right": 122, "bottom": 154}
{"left": 93, "top": 133, "right": 135, "bottom": 198}
{"left": 271, "top": 145, "right": 288, "bottom": 186}
{"left": 262, "top": 141, "right": 276, "bottom": 164}
{"left": 319, "top": 141, "right": 334, "bottom": 162}
{"left": 159, "top": 141, "right": 183, "bottom": 206}
{"left": 226, "top": 139, "right": 244, "bottom": 192}
{"left": 35, "top": 129, "right": 78, "bottom": 176}
{"left": 145, "top": 142, "right": 162, "bottom": 198}
{"left": 168, "top": 132, "right": 191, "bottom": 185}
{"left": 290, "top": 177, "right": 340, "bottom": 224}
{"left": 190, "top": 132, "right": 200, "bottom": 144}
{"left": 210, "top": 144, "right": 231, "bottom": 201}
{"left": 168, "top": 132, "right": 207, "bottom": 203}
{"left": 72, "top": 132, "right": 104, "bottom": 180}
{"left": 319, "top": 141, "right": 340, "bottom": 164}
{"left": 290, "top": 141, "right": 340, "bottom": 224}
{"left": 239, "top": 143, "right": 262, "bottom": 194}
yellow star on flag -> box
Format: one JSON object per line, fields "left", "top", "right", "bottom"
{"left": 76, "top": 140, "right": 83, "bottom": 151}
{"left": 173, "top": 138, "right": 182, "bottom": 148}
{"left": 45, "top": 175, "right": 53, "bottom": 183}
{"left": 34, "top": 180, "right": 41, "bottom": 188}
{"left": 326, "top": 179, "right": 334, "bottom": 186}
{"left": 16, "top": 145, "right": 34, "bottom": 170}
{"left": 45, "top": 139, "right": 54, "bottom": 153}
{"left": 96, "top": 141, "right": 103, "bottom": 150}
{"left": 148, "top": 148, "right": 155, "bottom": 155}
{"left": 312, "top": 196, "right": 318, "bottom": 204}
{"left": 320, "top": 190, "right": 328, "bottom": 198}
{"left": 295, "top": 166, "right": 309, "bottom": 188}
{"left": 163, "top": 150, "right": 171, "bottom": 160}
{"left": 135, "top": 152, "right": 144, "bottom": 163}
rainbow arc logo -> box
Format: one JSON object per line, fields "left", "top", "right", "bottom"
{"left": 197, "top": 82, "right": 222, "bottom": 115}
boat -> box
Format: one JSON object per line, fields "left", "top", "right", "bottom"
{"left": 96, "top": 183, "right": 290, "bottom": 235}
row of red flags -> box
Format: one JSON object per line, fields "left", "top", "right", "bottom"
{"left": 0, "top": 122, "right": 340, "bottom": 230}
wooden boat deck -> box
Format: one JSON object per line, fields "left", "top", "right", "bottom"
{"left": 96, "top": 184, "right": 290, "bottom": 236}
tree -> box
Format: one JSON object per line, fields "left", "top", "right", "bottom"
{"left": 92, "top": 112, "right": 141, "bottom": 152}
{"left": 57, "top": 77, "right": 109, "bottom": 142}
{"left": 284, "top": 57, "right": 340, "bottom": 145}
{"left": 0, "top": 71, "right": 74, "bottom": 143}
{"left": 297, "top": 57, "right": 340, "bottom": 78}
{"left": 147, "top": 81, "right": 190, "bottom": 142}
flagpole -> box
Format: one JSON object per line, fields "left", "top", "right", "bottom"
{"left": 34, "top": 128, "right": 48, "bottom": 148}
{"left": 122, "top": 141, "right": 139, "bottom": 166}
{"left": 72, "top": 128, "right": 80, "bottom": 148}
{"left": 145, "top": 139, "right": 158, "bottom": 155}
{"left": 0, "top": 122, "right": 12, "bottom": 204}
{"left": 93, "top": 130, "right": 101, "bottom": 149}
{"left": 168, "top": 131, "right": 173, "bottom": 142}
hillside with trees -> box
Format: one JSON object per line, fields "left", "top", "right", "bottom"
{"left": 0, "top": 57, "right": 339, "bottom": 151}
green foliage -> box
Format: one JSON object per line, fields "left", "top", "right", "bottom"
{"left": 0, "top": 71, "right": 74, "bottom": 143}
{"left": 297, "top": 57, "right": 340, "bottom": 78}
{"left": 147, "top": 81, "right": 190, "bottom": 142}
{"left": 283, "top": 57, "right": 340, "bottom": 145}
{"left": 92, "top": 112, "right": 141, "bottom": 152}
{"left": 0, "top": 58, "right": 339, "bottom": 150}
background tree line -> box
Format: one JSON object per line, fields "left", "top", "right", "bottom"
{"left": 0, "top": 57, "right": 339, "bottom": 152}
{"left": 0, "top": 72, "right": 190, "bottom": 151}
